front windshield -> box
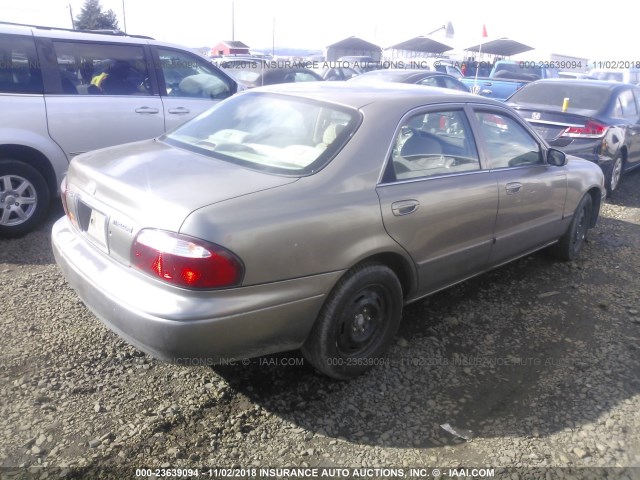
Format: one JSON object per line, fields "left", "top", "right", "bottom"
{"left": 165, "top": 92, "right": 361, "bottom": 175}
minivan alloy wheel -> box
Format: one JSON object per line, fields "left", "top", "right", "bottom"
{"left": 0, "top": 174, "right": 38, "bottom": 226}
{"left": 0, "top": 160, "right": 50, "bottom": 238}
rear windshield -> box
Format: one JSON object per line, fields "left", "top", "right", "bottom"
{"left": 509, "top": 83, "right": 610, "bottom": 114}
{"left": 165, "top": 92, "right": 361, "bottom": 175}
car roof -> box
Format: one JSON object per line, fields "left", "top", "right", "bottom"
{"left": 355, "top": 69, "right": 459, "bottom": 82}
{"left": 0, "top": 21, "right": 204, "bottom": 56}
{"left": 531, "top": 78, "right": 638, "bottom": 90}
{"left": 247, "top": 81, "right": 497, "bottom": 110}
{"left": 362, "top": 69, "right": 445, "bottom": 76}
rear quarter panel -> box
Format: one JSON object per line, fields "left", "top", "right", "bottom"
{"left": 564, "top": 155, "right": 606, "bottom": 219}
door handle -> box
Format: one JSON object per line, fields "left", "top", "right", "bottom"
{"left": 391, "top": 199, "right": 420, "bottom": 216}
{"left": 168, "top": 107, "right": 191, "bottom": 115}
{"left": 505, "top": 182, "right": 522, "bottom": 194}
{"left": 135, "top": 107, "right": 159, "bottom": 114}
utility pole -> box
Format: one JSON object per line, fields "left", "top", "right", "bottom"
{"left": 122, "top": 0, "right": 127, "bottom": 33}
{"left": 68, "top": 3, "right": 75, "bottom": 29}
{"left": 231, "top": 0, "right": 235, "bottom": 41}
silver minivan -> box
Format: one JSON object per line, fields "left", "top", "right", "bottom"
{"left": 0, "top": 22, "right": 239, "bottom": 237}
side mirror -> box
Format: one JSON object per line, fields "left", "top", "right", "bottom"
{"left": 547, "top": 148, "right": 567, "bottom": 167}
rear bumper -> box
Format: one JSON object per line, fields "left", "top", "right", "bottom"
{"left": 52, "top": 216, "right": 341, "bottom": 363}
{"left": 555, "top": 141, "right": 615, "bottom": 177}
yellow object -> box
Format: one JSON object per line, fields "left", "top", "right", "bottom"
{"left": 562, "top": 97, "right": 570, "bottom": 112}
{"left": 91, "top": 72, "right": 109, "bottom": 90}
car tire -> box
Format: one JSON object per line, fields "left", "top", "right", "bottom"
{"left": 550, "top": 193, "right": 592, "bottom": 261}
{"left": 0, "top": 160, "right": 50, "bottom": 238}
{"left": 301, "top": 262, "right": 403, "bottom": 380}
{"left": 606, "top": 154, "right": 624, "bottom": 197}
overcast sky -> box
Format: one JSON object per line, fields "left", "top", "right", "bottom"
{"left": 2, "top": 0, "right": 637, "bottom": 63}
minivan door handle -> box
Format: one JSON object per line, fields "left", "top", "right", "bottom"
{"left": 168, "top": 107, "right": 191, "bottom": 115}
{"left": 391, "top": 199, "right": 420, "bottom": 216}
{"left": 135, "top": 106, "right": 159, "bottom": 114}
{"left": 506, "top": 182, "right": 522, "bottom": 194}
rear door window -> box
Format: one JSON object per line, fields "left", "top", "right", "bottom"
{"left": 442, "top": 76, "right": 467, "bottom": 91}
{"left": 474, "top": 111, "right": 542, "bottom": 168}
{"left": 0, "top": 34, "right": 43, "bottom": 94}
{"left": 616, "top": 89, "right": 638, "bottom": 119}
{"left": 418, "top": 76, "right": 439, "bottom": 87}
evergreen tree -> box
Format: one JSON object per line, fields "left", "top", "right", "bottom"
{"left": 74, "top": 0, "right": 119, "bottom": 30}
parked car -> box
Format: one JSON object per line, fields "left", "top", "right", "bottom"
{"left": 348, "top": 69, "right": 470, "bottom": 92}
{"left": 461, "top": 60, "right": 559, "bottom": 101}
{"left": 0, "top": 22, "right": 239, "bottom": 237}
{"left": 558, "top": 72, "right": 597, "bottom": 80}
{"left": 507, "top": 79, "right": 640, "bottom": 195}
{"left": 52, "top": 82, "right": 604, "bottom": 380}
{"left": 403, "top": 58, "right": 465, "bottom": 78}
{"left": 337, "top": 56, "right": 380, "bottom": 73}
{"left": 589, "top": 68, "right": 640, "bottom": 84}
{"left": 314, "top": 65, "right": 360, "bottom": 81}
{"left": 223, "top": 65, "right": 323, "bottom": 88}
{"left": 214, "top": 56, "right": 268, "bottom": 70}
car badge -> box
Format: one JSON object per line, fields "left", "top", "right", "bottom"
{"left": 531, "top": 112, "right": 541, "bottom": 120}
{"left": 87, "top": 180, "right": 97, "bottom": 195}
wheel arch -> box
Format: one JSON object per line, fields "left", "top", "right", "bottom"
{"left": 586, "top": 187, "right": 602, "bottom": 228}
{"left": 350, "top": 251, "right": 417, "bottom": 301}
{"left": 619, "top": 144, "right": 628, "bottom": 167}
{"left": 0, "top": 144, "right": 58, "bottom": 199}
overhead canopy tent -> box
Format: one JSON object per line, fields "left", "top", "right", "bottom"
{"left": 325, "top": 37, "right": 382, "bottom": 62}
{"left": 388, "top": 36, "right": 453, "bottom": 55}
{"left": 464, "top": 37, "right": 533, "bottom": 57}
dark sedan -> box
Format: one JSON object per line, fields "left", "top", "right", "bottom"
{"left": 507, "top": 79, "right": 640, "bottom": 195}
{"left": 348, "top": 69, "right": 470, "bottom": 92}
{"left": 223, "top": 65, "right": 323, "bottom": 88}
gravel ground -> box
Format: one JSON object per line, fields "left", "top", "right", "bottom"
{"left": 0, "top": 170, "right": 639, "bottom": 480}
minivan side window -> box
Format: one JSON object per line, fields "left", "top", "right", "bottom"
{"left": 157, "top": 48, "right": 232, "bottom": 99}
{"left": 50, "top": 41, "right": 150, "bottom": 95}
{"left": 475, "top": 111, "right": 542, "bottom": 168}
{"left": 0, "top": 34, "right": 43, "bottom": 94}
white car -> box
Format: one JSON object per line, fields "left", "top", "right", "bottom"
{"left": 0, "top": 22, "right": 239, "bottom": 237}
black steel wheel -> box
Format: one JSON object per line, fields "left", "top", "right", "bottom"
{"left": 550, "top": 193, "right": 593, "bottom": 261}
{"left": 302, "top": 262, "right": 403, "bottom": 380}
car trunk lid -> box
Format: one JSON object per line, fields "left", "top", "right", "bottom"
{"left": 65, "top": 139, "right": 298, "bottom": 264}
{"left": 509, "top": 106, "right": 595, "bottom": 146}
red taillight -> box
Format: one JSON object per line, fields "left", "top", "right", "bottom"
{"left": 131, "top": 229, "right": 244, "bottom": 289}
{"left": 561, "top": 120, "right": 608, "bottom": 139}
{"left": 482, "top": 114, "right": 508, "bottom": 130}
